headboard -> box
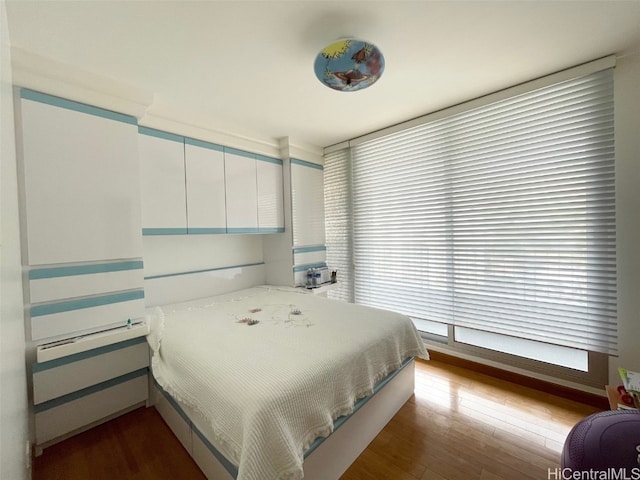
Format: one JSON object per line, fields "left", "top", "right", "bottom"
{"left": 143, "top": 262, "right": 266, "bottom": 307}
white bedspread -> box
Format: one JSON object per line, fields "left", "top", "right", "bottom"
{"left": 148, "top": 286, "right": 427, "bottom": 480}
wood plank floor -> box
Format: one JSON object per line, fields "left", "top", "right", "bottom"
{"left": 33, "top": 358, "right": 601, "bottom": 480}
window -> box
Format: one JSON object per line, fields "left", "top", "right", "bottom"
{"left": 324, "top": 62, "right": 616, "bottom": 384}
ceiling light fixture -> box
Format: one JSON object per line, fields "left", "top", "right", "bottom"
{"left": 313, "top": 38, "right": 385, "bottom": 92}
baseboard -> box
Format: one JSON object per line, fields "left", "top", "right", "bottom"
{"left": 427, "top": 350, "right": 609, "bottom": 410}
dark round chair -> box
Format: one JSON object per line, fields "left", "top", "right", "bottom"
{"left": 561, "top": 410, "right": 640, "bottom": 471}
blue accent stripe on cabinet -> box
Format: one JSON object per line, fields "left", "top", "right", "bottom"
{"left": 185, "top": 137, "right": 224, "bottom": 152}
{"left": 142, "top": 228, "right": 188, "bottom": 236}
{"left": 224, "top": 146, "right": 255, "bottom": 160}
{"left": 29, "top": 261, "right": 144, "bottom": 280}
{"left": 33, "top": 368, "right": 148, "bottom": 412}
{"left": 20, "top": 89, "right": 137, "bottom": 125}
{"left": 255, "top": 154, "right": 282, "bottom": 165}
{"left": 138, "top": 126, "right": 184, "bottom": 143}
{"left": 258, "top": 227, "right": 285, "bottom": 233}
{"left": 293, "top": 262, "right": 327, "bottom": 272}
{"left": 186, "top": 228, "right": 227, "bottom": 235}
{"left": 226, "top": 227, "right": 260, "bottom": 234}
{"left": 293, "top": 245, "right": 326, "bottom": 254}
{"left": 291, "top": 158, "right": 323, "bottom": 170}
{"left": 30, "top": 290, "right": 145, "bottom": 317}
{"left": 33, "top": 336, "right": 147, "bottom": 373}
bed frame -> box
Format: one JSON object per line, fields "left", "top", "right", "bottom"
{"left": 144, "top": 264, "right": 416, "bottom": 480}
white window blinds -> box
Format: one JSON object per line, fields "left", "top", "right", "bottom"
{"left": 324, "top": 146, "right": 354, "bottom": 302}
{"left": 343, "top": 68, "right": 617, "bottom": 355}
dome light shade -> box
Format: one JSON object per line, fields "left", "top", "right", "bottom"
{"left": 313, "top": 39, "right": 385, "bottom": 92}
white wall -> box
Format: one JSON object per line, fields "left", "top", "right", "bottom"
{"left": 610, "top": 50, "right": 640, "bottom": 384}
{"left": 0, "top": 1, "right": 30, "bottom": 477}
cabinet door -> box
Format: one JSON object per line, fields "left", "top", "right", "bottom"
{"left": 291, "top": 160, "right": 325, "bottom": 246}
{"left": 138, "top": 129, "right": 187, "bottom": 234}
{"left": 224, "top": 149, "right": 258, "bottom": 232}
{"left": 185, "top": 141, "right": 226, "bottom": 233}
{"left": 19, "top": 92, "right": 142, "bottom": 265}
{"left": 256, "top": 157, "right": 284, "bottom": 232}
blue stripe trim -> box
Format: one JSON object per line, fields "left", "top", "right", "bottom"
{"left": 144, "top": 262, "right": 264, "bottom": 280}
{"left": 193, "top": 425, "right": 240, "bottom": 477}
{"left": 187, "top": 227, "right": 227, "bottom": 234}
{"left": 33, "top": 337, "right": 146, "bottom": 373}
{"left": 224, "top": 147, "right": 255, "bottom": 160}
{"left": 304, "top": 357, "right": 413, "bottom": 458}
{"left": 185, "top": 137, "right": 224, "bottom": 152}
{"left": 138, "top": 126, "right": 184, "bottom": 144}
{"left": 143, "top": 227, "right": 282, "bottom": 235}
{"left": 255, "top": 154, "right": 282, "bottom": 165}
{"left": 21, "top": 89, "right": 137, "bottom": 125}
{"left": 226, "top": 227, "right": 260, "bottom": 234}
{"left": 293, "top": 262, "right": 327, "bottom": 273}
{"left": 153, "top": 378, "right": 192, "bottom": 425}
{"left": 153, "top": 378, "right": 239, "bottom": 477}
{"left": 142, "top": 228, "right": 188, "bottom": 235}
{"left": 293, "top": 245, "right": 326, "bottom": 254}
{"left": 291, "top": 158, "right": 323, "bottom": 170}
{"left": 30, "top": 290, "right": 145, "bottom": 317}
{"left": 29, "top": 261, "right": 144, "bottom": 280}
{"left": 34, "top": 368, "right": 148, "bottom": 412}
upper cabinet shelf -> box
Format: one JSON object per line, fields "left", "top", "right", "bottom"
{"left": 185, "top": 139, "right": 227, "bottom": 234}
{"left": 138, "top": 128, "right": 188, "bottom": 235}
{"left": 19, "top": 89, "right": 143, "bottom": 265}
{"left": 256, "top": 154, "right": 285, "bottom": 233}
{"left": 138, "top": 127, "right": 284, "bottom": 235}
{"left": 291, "top": 158, "right": 325, "bottom": 247}
{"left": 225, "top": 148, "right": 258, "bottom": 233}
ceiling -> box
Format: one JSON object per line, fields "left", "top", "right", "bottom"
{"left": 6, "top": 1, "right": 640, "bottom": 149}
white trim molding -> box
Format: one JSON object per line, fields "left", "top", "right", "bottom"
{"left": 139, "top": 110, "right": 282, "bottom": 159}
{"left": 279, "top": 136, "right": 324, "bottom": 165}
{"left": 10, "top": 47, "right": 153, "bottom": 119}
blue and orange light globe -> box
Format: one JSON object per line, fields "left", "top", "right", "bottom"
{"left": 313, "top": 39, "right": 385, "bottom": 92}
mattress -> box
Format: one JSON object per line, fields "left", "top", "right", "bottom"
{"left": 147, "top": 285, "right": 428, "bottom": 480}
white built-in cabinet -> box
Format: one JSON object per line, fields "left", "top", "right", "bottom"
{"left": 257, "top": 157, "right": 285, "bottom": 232}
{"left": 225, "top": 149, "right": 258, "bottom": 232}
{"left": 290, "top": 158, "right": 327, "bottom": 286}
{"left": 32, "top": 337, "right": 148, "bottom": 447}
{"left": 185, "top": 139, "right": 227, "bottom": 233}
{"left": 138, "top": 128, "right": 187, "bottom": 234}
{"left": 16, "top": 89, "right": 148, "bottom": 452}
{"left": 19, "top": 91, "right": 143, "bottom": 265}
{"left": 291, "top": 159, "right": 325, "bottom": 246}
{"left": 138, "top": 128, "right": 284, "bottom": 235}
{"left": 18, "top": 90, "right": 146, "bottom": 342}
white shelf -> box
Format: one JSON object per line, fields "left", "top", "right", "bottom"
{"left": 36, "top": 321, "right": 149, "bottom": 363}
{"left": 299, "top": 282, "right": 340, "bottom": 295}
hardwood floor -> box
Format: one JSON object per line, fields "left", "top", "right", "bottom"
{"left": 341, "top": 359, "right": 600, "bottom": 480}
{"left": 33, "top": 406, "right": 206, "bottom": 480}
{"left": 33, "top": 358, "right": 601, "bottom": 480}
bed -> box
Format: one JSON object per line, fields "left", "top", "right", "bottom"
{"left": 146, "top": 284, "right": 428, "bottom": 480}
